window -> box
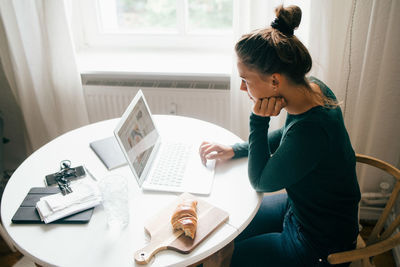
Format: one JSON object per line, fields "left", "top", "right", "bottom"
{"left": 73, "top": 0, "right": 233, "bottom": 51}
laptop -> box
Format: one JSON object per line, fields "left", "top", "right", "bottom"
{"left": 114, "top": 90, "right": 216, "bottom": 195}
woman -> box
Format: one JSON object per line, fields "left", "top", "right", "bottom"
{"left": 199, "top": 5, "right": 361, "bottom": 267}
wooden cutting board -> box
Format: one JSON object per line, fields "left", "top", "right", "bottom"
{"left": 134, "top": 192, "right": 229, "bottom": 264}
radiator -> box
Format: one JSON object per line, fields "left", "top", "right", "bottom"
{"left": 82, "top": 75, "right": 231, "bottom": 129}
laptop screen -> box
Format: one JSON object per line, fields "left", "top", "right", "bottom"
{"left": 115, "top": 93, "right": 160, "bottom": 181}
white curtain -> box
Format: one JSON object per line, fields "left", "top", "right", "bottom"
{"left": 308, "top": 0, "right": 400, "bottom": 192}
{"left": 0, "top": 0, "right": 89, "bottom": 152}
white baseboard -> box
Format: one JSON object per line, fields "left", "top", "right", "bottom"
{"left": 359, "top": 206, "right": 383, "bottom": 221}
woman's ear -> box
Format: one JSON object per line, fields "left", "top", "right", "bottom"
{"left": 271, "top": 73, "right": 282, "bottom": 94}
{"left": 271, "top": 74, "right": 283, "bottom": 96}
{"left": 271, "top": 73, "right": 281, "bottom": 87}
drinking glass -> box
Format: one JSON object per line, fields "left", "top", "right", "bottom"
{"left": 98, "top": 174, "right": 129, "bottom": 232}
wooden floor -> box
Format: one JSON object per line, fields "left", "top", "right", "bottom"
{"left": 0, "top": 223, "right": 396, "bottom": 267}
{"left": 0, "top": 236, "right": 23, "bottom": 267}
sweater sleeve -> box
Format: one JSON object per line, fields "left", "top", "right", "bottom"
{"left": 231, "top": 119, "right": 283, "bottom": 159}
{"left": 232, "top": 142, "right": 249, "bottom": 159}
{"left": 232, "top": 128, "right": 283, "bottom": 159}
{"left": 268, "top": 128, "right": 283, "bottom": 154}
{"left": 248, "top": 113, "right": 329, "bottom": 192}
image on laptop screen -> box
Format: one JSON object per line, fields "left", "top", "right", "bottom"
{"left": 116, "top": 97, "right": 159, "bottom": 178}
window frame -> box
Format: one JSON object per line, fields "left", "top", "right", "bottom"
{"left": 73, "top": 0, "right": 233, "bottom": 51}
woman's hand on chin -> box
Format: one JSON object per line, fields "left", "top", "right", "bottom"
{"left": 252, "top": 97, "right": 286, "bottom": 117}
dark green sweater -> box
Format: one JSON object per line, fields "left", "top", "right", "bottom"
{"left": 233, "top": 77, "right": 361, "bottom": 246}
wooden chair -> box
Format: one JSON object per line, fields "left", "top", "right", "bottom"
{"left": 328, "top": 154, "right": 400, "bottom": 266}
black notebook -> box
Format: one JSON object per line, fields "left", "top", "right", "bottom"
{"left": 89, "top": 136, "right": 127, "bottom": 170}
{"left": 12, "top": 187, "right": 94, "bottom": 224}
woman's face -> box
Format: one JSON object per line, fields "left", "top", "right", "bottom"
{"left": 237, "top": 60, "right": 276, "bottom": 101}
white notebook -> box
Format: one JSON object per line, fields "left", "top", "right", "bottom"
{"left": 89, "top": 136, "right": 127, "bottom": 170}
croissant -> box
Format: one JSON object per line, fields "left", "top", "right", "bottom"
{"left": 171, "top": 199, "right": 198, "bottom": 239}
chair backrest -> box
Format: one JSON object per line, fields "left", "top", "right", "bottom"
{"left": 356, "top": 154, "right": 400, "bottom": 245}
{"left": 327, "top": 154, "right": 400, "bottom": 265}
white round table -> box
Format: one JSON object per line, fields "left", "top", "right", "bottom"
{"left": 1, "top": 115, "right": 262, "bottom": 267}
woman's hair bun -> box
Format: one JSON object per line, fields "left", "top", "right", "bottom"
{"left": 235, "top": 4, "right": 311, "bottom": 86}
{"left": 273, "top": 5, "right": 302, "bottom": 35}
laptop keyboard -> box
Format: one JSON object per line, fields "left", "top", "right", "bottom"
{"left": 148, "top": 142, "right": 193, "bottom": 187}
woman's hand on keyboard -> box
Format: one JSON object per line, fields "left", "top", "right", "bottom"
{"left": 199, "top": 141, "right": 235, "bottom": 165}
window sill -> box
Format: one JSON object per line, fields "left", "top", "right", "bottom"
{"left": 76, "top": 48, "right": 232, "bottom": 78}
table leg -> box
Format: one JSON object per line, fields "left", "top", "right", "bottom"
{"left": 189, "top": 241, "right": 234, "bottom": 267}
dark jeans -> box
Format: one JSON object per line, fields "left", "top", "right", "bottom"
{"left": 231, "top": 193, "right": 355, "bottom": 267}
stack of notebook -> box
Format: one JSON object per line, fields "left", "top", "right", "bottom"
{"left": 12, "top": 180, "right": 101, "bottom": 224}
